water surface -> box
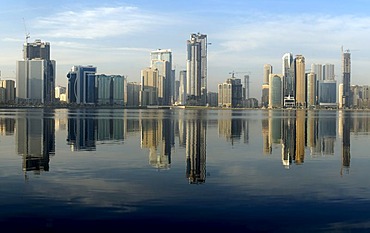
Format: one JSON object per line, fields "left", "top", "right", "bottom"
{"left": 1, "top": 108, "right": 370, "bottom": 232}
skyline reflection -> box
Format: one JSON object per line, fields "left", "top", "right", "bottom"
{"left": 0, "top": 109, "right": 369, "bottom": 179}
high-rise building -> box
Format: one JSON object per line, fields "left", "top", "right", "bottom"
{"left": 218, "top": 77, "right": 243, "bottom": 108}
{"left": 261, "top": 64, "right": 273, "bottom": 108}
{"left": 17, "top": 39, "right": 56, "bottom": 104}
{"left": 207, "top": 92, "right": 218, "bottom": 107}
{"left": 261, "top": 84, "right": 269, "bottom": 108}
{"left": 112, "top": 75, "right": 126, "bottom": 106}
{"left": 66, "top": 66, "right": 97, "bottom": 104}
{"left": 268, "top": 74, "right": 283, "bottom": 108}
{"left": 150, "top": 49, "right": 173, "bottom": 105}
{"left": 282, "top": 53, "right": 295, "bottom": 103}
{"left": 126, "top": 82, "right": 141, "bottom": 107}
{"left": 338, "top": 83, "right": 344, "bottom": 108}
{"left": 318, "top": 80, "right": 337, "bottom": 107}
{"left": 306, "top": 72, "right": 316, "bottom": 107}
{"left": 1, "top": 80, "right": 15, "bottom": 103}
{"left": 96, "top": 74, "right": 113, "bottom": 105}
{"left": 311, "top": 64, "right": 322, "bottom": 81}
{"left": 323, "top": 64, "right": 335, "bottom": 80}
{"left": 295, "top": 55, "right": 306, "bottom": 107}
{"left": 342, "top": 48, "right": 351, "bottom": 108}
{"left": 140, "top": 67, "right": 159, "bottom": 106}
{"left": 178, "top": 70, "right": 187, "bottom": 105}
{"left": 186, "top": 33, "right": 207, "bottom": 106}
{"left": 263, "top": 64, "right": 273, "bottom": 84}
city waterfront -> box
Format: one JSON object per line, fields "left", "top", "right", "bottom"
{"left": 1, "top": 108, "right": 370, "bottom": 232}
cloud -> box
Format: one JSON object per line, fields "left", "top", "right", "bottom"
{"left": 216, "top": 14, "right": 370, "bottom": 55}
{"left": 34, "top": 6, "right": 167, "bottom": 39}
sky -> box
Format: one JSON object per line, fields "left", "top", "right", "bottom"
{"left": 1, "top": 0, "right": 370, "bottom": 99}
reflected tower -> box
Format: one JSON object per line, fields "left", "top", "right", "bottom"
{"left": 282, "top": 110, "right": 296, "bottom": 168}
{"left": 186, "top": 113, "right": 207, "bottom": 184}
{"left": 341, "top": 111, "right": 351, "bottom": 175}
{"left": 16, "top": 109, "right": 55, "bottom": 175}
{"left": 295, "top": 110, "right": 305, "bottom": 164}
{"left": 141, "top": 115, "right": 174, "bottom": 170}
{"left": 262, "top": 112, "right": 271, "bottom": 155}
{"left": 67, "top": 109, "right": 96, "bottom": 151}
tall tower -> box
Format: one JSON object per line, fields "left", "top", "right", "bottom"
{"left": 263, "top": 64, "right": 273, "bottom": 84}
{"left": 186, "top": 33, "right": 208, "bottom": 106}
{"left": 244, "top": 75, "right": 250, "bottom": 100}
{"left": 282, "top": 53, "right": 295, "bottom": 99}
{"left": 323, "top": 64, "right": 335, "bottom": 80}
{"left": 17, "top": 39, "right": 56, "bottom": 104}
{"left": 342, "top": 48, "right": 351, "bottom": 108}
{"left": 306, "top": 72, "right": 316, "bottom": 107}
{"left": 268, "top": 74, "right": 283, "bottom": 109}
{"left": 261, "top": 64, "right": 272, "bottom": 108}
{"left": 150, "top": 49, "right": 173, "bottom": 105}
{"left": 295, "top": 55, "right": 306, "bottom": 107}
{"left": 311, "top": 63, "right": 322, "bottom": 81}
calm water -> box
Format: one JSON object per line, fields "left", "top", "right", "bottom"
{"left": 1, "top": 108, "right": 370, "bottom": 232}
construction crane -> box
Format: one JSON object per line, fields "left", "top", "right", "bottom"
{"left": 23, "top": 17, "right": 30, "bottom": 43}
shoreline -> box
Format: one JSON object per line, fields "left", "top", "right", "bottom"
{"left": 0, "top": 105, "right": 369, "bottom": 111}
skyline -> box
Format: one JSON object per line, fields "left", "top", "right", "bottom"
{"left": 1, "top": 0, "right": 370, "bottom": 99}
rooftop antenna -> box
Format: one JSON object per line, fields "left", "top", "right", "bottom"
{"left": 23, "top": 17, "right": 30, "bottom": 44}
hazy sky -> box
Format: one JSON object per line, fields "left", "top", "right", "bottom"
{"left": 1, "top": 0, "right": 370, "bottom": 99}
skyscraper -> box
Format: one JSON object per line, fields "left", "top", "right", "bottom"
{"left": 323, "top": 64, "right": 335, "bottom": 80}
{"left": 261, "top": 64, "right": 272, "bottom": 108}
{"left": 186, "top": 33, "right": 208, "bottom": 106}
{"left": 342, "top": 48, "right": 351, "bottom": 108}
{"left": 268, "top": 74, "right": 283, "bottom": 108}
{"left": 282, "top": 53, "right": 295, "bottom": 98}
{"left": 311, "top": 64, "right": 322, "bottom": 81}
{"left": 218, "top": 77, "right": 243, "bottom": 108}
{"left": 140, "top": 67, "right": 159, "bottom": 106}
{"left": 150, "top": 49, "right": 173, "bottom": 105}
{"left": 295, "top": 55, "right": 306, "bottom": 107}
{"left": 306, "top": 72, "right": 316, "bottom": 107}
{"left": 263, "top": 64, "right": 273, "bottom": 84}
{"left": 178, "top": 70, "right": 187, "bottom": 105}
{"left": 17, "top": 39, "right": 56, "bottom": 104}
{"left": 66, "top": 65, "right": 97, "bottom": 104}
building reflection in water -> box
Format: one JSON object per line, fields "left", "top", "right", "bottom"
{"left": 282, "top": 110, "right": 296, "bottom": 168}
{"left": 97, "top": 114, "right": 125, "bottom": 143}
{"left": 186, "top": 111, "right": 207, "bottom": 184}
{"left": 0, "top": 118, "right": 15, "bottom": 135}
{"left": 67, "top": 109, "right": 127, "bottom": 151}
{"left": 262, "top": 114, "right": 270, "bottom": 155}
{"left": 218, "top": 111, "right": 243, "bottom": 145}
{"left": 141, "top": 114, "right": 174, "bottom": 170}
{"left": 295, "top": 110, "right": 305, "bottom": 165}
{"left": 16, "top": 109, "right": 55, "bottom": 175}
{"left": 266, "top": 110, "right": 344, "bottom": 169}
{"left": 67, "top": 109, "right": 96, "bottom": 151}
{"left": 341, "top": 111, "right": 351, "bottom": 176}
